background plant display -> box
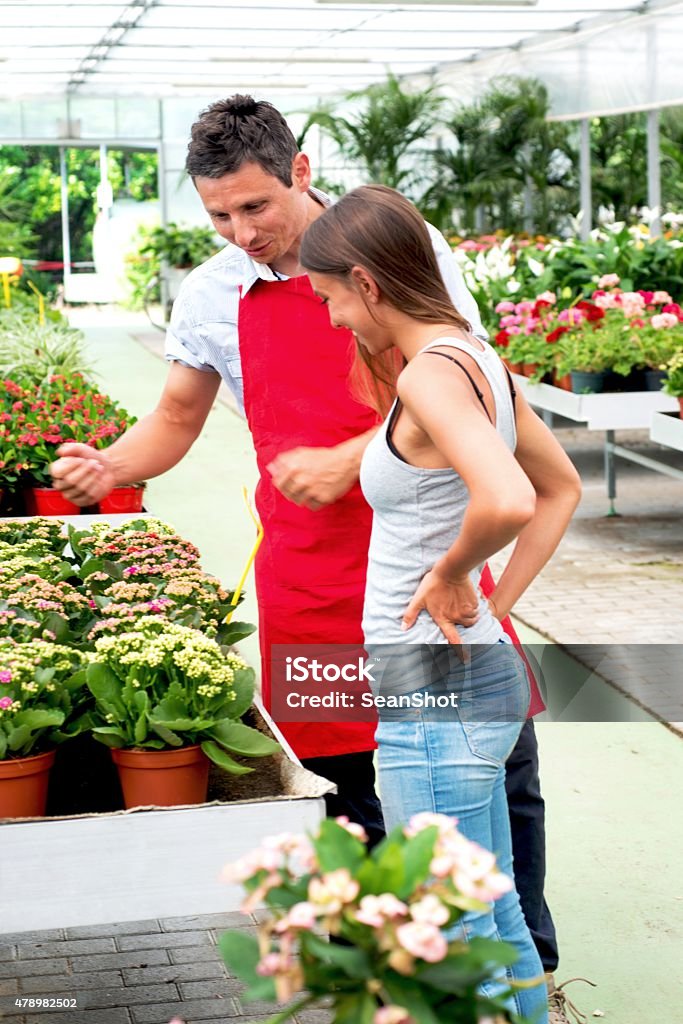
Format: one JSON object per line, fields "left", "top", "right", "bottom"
{"left": 490, "top": 276, "right": 683, "bottom": 392}
{"left": 124, "top": 222, "right": 221, "bottom": 309}
{"left": 220, "top": 814, "right": 520, "bottom": 1024}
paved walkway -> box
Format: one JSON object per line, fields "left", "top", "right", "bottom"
{"left": 2, "top": 313, "right": 682, "bottom": 1024}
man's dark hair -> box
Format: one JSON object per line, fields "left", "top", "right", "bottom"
{"left": 185, "top": 95, "right": 299, "bottom": 185}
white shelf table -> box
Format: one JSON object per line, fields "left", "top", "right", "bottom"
{"left": 513, "top": 375, "right": 681, "bottom": 514}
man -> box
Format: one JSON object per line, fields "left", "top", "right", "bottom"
{"left": 52, "top": 94, "right": 569, "bottom": 1017}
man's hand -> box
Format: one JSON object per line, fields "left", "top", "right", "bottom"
{"left": 50, "top": 443, "right": 116, "bottom": 506}
{"left": 402, "top": 569, "right": 480, "bottom": 646}
{"left": 267, "top": 444, "right": 357, "bottom": 510}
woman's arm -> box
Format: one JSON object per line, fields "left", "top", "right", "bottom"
{"left": 398, "top": 358, "right": 537, "bottom": 642}
{"left": 485, "top": 390, "right": 582, "bottom": 620}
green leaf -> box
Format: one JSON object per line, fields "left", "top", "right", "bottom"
{"left": 401, "top": 825, "right": 439, "bottom": 896}
{"left": 383, "top": 973, "right": 441, "bottom": 1024}
{"left": 224, "top": 666, "right": 255, "bottom": 719}
{"left": 149, "top": 693, "right": 190, "bottom": 721}
{"left": 312, "top": 818, "right": 367, "bottom": 876}
{"left": 149, "top": 723, "right": 183, "bottom": 747}
{"left": 334, "top": 992, "right": 377, "bottom": 1024}
{"left": 300, "top": 932, "right": 372, "bottom": 979}
{"left": 91, "top": 726, "right": 126, "bottom": 748}
{"left": 218, "top": 930, "right": 277, "bottom": 1002}
{"left": 208, "top": 719, "right": 280, "bottom": 758}
{"left": 86, "top": 662, "right": 124, "bottom": 704}
{"left": 216, "top": 620, "right": 257, "bottom": 646}
{"left": 200, "top": 740, "right": 254, "bottom": 774}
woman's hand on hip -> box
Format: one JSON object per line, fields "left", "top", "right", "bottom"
{"left": 402, "top": 569, "right": 480, "bottom": 645}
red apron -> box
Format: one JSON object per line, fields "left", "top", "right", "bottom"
{"left": 238, "top": 275, "right": 379, "bottom": 759}
{"left": 238, "top": 276, "right": 543, "bottom": 760}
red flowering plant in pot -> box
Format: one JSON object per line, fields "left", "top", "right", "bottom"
{"left": 11, "top": 374, "right": 139, "bottom": 515}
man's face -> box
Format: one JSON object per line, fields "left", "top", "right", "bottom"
{"left": 194, "top": 156, "right": 311, "bottom": 265}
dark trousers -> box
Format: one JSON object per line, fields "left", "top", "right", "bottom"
{"left": 302, "top": 719, "right": 559, "bottom": 972}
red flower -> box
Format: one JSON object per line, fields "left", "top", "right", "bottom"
{"left": 576, "top": 301, "right": 605, "bottom": 322}
{"left": 546, "top": 326, "right": 569, "bottom": 344}
{"left": 495, "top": 330, "right": 510, "bottom": 348}
{"left": 662, "top": 302, "right": 683, "bottom": 321}
{"left": 630, "top": 318, "right": 646, "bottom": 329}
{"left": 638, "top": 290, "right": 654, "bottom": 305}
{"left": 532, "top": 299, "right": 552, "bottom": 316}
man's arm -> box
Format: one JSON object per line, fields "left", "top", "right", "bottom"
{"left": 267, "top": 426, "right": 378, "bottom": 511}
{"left": 50, "top": 363, "right": 221, "bottom": 505}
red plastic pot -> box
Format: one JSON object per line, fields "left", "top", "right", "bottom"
{"left": 0, "top": 749, "right": 56, "bottom": 819}
{"left": 98, "top": 486, "right": 145, "bottom": 514}
{"left": 27, "top": 487, "right": 80, "bottom": 517}
{"left": 111, "top": 745, "right": 210, "bottom": 809}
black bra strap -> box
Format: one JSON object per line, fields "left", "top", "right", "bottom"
{"left": 422, "top": 350, "right": 493, "bottom": 423}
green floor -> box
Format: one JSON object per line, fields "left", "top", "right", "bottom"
{"left": 86, "top": 325, "right": 683, "bottom": 1023}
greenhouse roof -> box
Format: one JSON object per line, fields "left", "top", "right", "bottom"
{"left": 0, "top": 0, "right": 666, "bottom": 103}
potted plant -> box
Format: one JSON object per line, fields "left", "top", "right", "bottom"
{"left": 220, "top": 813, "right": 521, "bottom": 1024}
{"left": 12, "top": 374, "right": 138, "bottom": 515}
{"left": 86, "top": 616, "right": 280, "bottom": 808}
{"left": 663, "top": 349, "right": 683, "bottom": 417}
{"left": 0, "top": 638, "right": 88, "bottom": 818}
{"left": 135, "top": 222, "right": 220, "bottom": 302}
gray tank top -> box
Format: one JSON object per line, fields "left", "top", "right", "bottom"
{"left": 360, "top": 337, "right": 517, "bottom": 648}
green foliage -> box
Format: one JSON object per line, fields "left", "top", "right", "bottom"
{"left": 0, "top": 316, "right": 92, "bottom": 387}
{"left": 124, "top": 221, "right": 220, "bottom": 309}
{"left": 0, "top": 146, "right": 158, "bottom": 264}
{"left": 300, "top": 74, "right": 444, "bottom": 196}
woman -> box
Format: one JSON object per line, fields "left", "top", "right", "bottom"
{"left": 301, "top": 185, "right": 581, "bottom": 1023}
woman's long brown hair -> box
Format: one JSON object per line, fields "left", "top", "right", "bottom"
{"left": 301, "top": 185, "right": 470, "bottom": 417}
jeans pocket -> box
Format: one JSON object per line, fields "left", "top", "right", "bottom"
{"left": 460, "top": 719, "right": 524, "bottom": 767}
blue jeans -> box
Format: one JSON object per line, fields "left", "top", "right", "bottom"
{"left": 375, "top": 643, "right": 548, "bottom": 1024}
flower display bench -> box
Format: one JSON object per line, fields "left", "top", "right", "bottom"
{"left": 514, "top": 375, "right": 681, "bottom": 513}
{"left": 0, "top": 513, "right": 331, "bottom": 933}
{"left": 650, "top": 411, "right": 683, "bottom": 457}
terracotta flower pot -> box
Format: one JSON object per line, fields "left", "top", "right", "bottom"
{"left": 0, "top": 749, "right": 56, "bottom": 819}
{"left": 552, "top": 371, "right": 572, "bottom": 392}
{"left": 98, "top": 486, "right": 145, "bottom": 514}
{"left": 27, "top": 487, "right": 80, "bottom": 517}
{"left": 522, "top": 363, "right": 539, "bottom": 378}
{"left": 111, "top": 745, "right": 210, "bottom": 809}
{"left": 679, "top": 396, "right": 683, "bottom": 419}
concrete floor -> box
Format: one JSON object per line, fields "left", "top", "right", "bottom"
{"left": 4, "top": 315, "right": 680, "bottom": 1024}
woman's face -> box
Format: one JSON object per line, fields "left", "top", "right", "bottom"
{"left": 308, "top": 270, "right": 390, "bottom": 354}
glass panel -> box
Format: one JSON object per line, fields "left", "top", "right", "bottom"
{"left": 0, "top": 102, "right": 22, "bottom": 138}
{"left": 22, "top": 99, "right": 69, "bottom": 138}
{"left": 116, "top": 99, "right": 160, "bottom": 139}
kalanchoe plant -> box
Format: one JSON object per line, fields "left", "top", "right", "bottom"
{"left": 0, "top": 638, "right": 89, "bottom": 759}
{"left": 663, "top": 349, "right": 683, "bottom": 399}
{"left": 0, "top": 517, "right": 67, "bottom": 555}
{"left": 219, "top": 814, "right": 519, "bottom": 1024}
{"left": 86, "top": 616, "right": 278, "bottom": 773}
{"left": 0, "top": 574, "right": 95, "bottom": 644}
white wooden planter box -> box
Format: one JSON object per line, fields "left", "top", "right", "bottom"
{"left": 0, "top": 514, "right": 331, "bottom": 932}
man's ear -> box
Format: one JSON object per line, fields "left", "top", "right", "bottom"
{"left": 292, "top": 152, "right": 312, "bottom": 192}
{"left": 350, "top": 265, "right": 380, "bottom": 303}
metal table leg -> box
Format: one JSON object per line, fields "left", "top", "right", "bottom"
{"left": 604, "top": 430, "right": 620, "bottom": 516}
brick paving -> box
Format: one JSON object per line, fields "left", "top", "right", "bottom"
{"left": 0, "top": 913, "right": 322, "bottom": 1024}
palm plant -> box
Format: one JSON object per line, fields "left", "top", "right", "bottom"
{"left": 299, "top": 75, "right": 444, "bottom": 196}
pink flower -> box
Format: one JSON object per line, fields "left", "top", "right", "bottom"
{"left": 495, "top": 301, "right": 516, "bottom": 314}
{"left": 598, "top": 273, "right": 620, "bottom": 289}
{"left": 651, "top": 312, "right": 679, "bottom": 329}
{"left": 276, "top": 901, "right": 318, "bottom": 932}
{"left": 396, "top": 921, "right": 448, "bottom": 963}
{"left": 557, "top": 308, "right": 584, "bottom": 326}
{"left": 374, "top": 1007, "right": 414, "bottom": 1024}
{"left": 308, "top": 868, "right": 359, "bottom": 915}
{"left": 652, "top": 291, "right": 673, "bottom": 305}
{"left": 0, "top": 696, "right": 13, "bottom": 709}
{"left": 594, "top": 292, "right": 619, "bottom": 310}
{"left": 356, "top": 893, "right": 408, "bottom": 927}
{"left": 0, "top": 670, "right": 12, "bottom": 684}
{"left": 404, "top": 812, "right": 457, "bottom": 838}
{"left": 409, "top": 894, "right": 450, "bottom": 927}
{"left": 620, "top": 292, "right": 646, "bottom": 318}
{"left": 506, "top": 325, "right": 522, "bottom": 335}
{"left": 662, "top": 302, "right": 683, "bottom": 321}
{"left": 335, "top": 815, "right": 368, "bottom": 843}
{"left": 514, "top": 301, "right": 534, "bottom": 315}
{"left": 536, "top": 290, "right": 557, "bottom": 305}
{"left": 499, "top": 314, "right": 522, "bottom": 328}
{"left": 256, "top": 952, "right": 290, "bottom": 976}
